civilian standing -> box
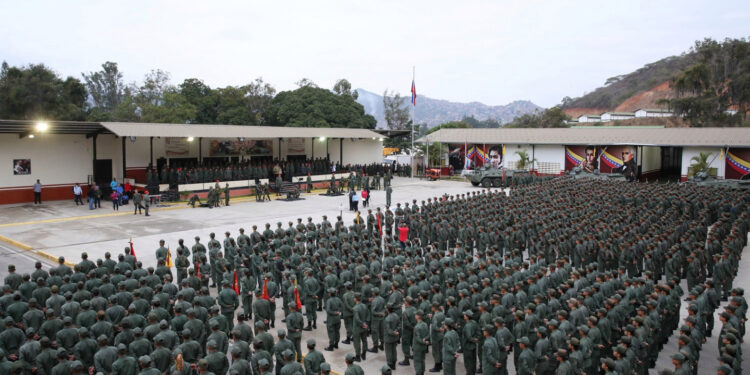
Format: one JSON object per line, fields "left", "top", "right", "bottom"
{"left": 32, "top": 179, "right": 42, "bottom": 204}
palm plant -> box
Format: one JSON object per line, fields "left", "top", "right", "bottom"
{"left": 690, "top": 152, "right": 712, "bottom": 174}
{"left": 515, "top": 149, "right": 536, "bottom": 170}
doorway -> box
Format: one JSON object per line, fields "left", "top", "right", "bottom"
{"left": 94, "top": 159, "right": 113, "bottom": 195}
{"left": 660, "top": 147, "right": 682, "bottom": 181}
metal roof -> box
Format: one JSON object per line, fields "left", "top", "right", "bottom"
{"left": 0, "top": 120, "right": 384, "bottom": 139}
{"left": 101, "top": 122, "right": 384, "bottom": 139}
{"left": 416, "top": 127, "right": 750, "bottom": 147}
{"left": 0, "top": 120, "right": 110, "bottom": 136}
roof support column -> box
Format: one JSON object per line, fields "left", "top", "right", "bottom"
{"left": 149, "top": 137, "right": 154, "bottom": 167}
{"left": 92, "top": 134, "right": 98, "bottom": 185}
{"left": 122, "top": 137, "right": 127, "bottom": 180}
{"left": 340, "top": 138, "right": 343, "bottom": 167}
{"left": 326, "top": 138, "right": 329, "bottom": 160}
{"left": 199, "top": 137, "right": 202, "bottom": 163}
{"left": 278, "top": 138, "right": 282, "bottom": 160}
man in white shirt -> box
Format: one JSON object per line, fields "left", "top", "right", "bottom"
{"left": 73, "top": 183, "right": 83, "bottom": 205}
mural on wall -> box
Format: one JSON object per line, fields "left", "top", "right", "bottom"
{"left": 287, "top": 138, "right": 306, "bottom": 154}
{"left": 565, "top": 145, "right": 637, "bottom": 180}
{"left": 209, "top": 139, "right": 273, "bottom": 156}
{"left": 726, "top": 148, "right": 750, "bottom": 179}
{"left": 165, "top": 138, "right": 190, "bottom": 156}
{"left": 13, "top": 159, "right": 31, "bottom": 175}
{"left": 565, "top": 146, "right": 599, "bottom": 172}
{"left": 448, "top": 144, "right": 502, "bottom": 170}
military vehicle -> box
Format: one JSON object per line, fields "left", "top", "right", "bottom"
{"left": 689, "top": 171, "right": 750, "bottom": 189}
{"left": 465, "top": 167, "right": 529, "bottom": 187}
{"left": 569, "top": 167, "right": 626, "bottom": 181}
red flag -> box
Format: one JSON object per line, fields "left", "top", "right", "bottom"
{"left": 262, "top": 278, "right": 270, "bottom": 301}
{"left": 294, "top": 282, "right": 302, "bottom": 310}
{"left": 411, "top": 79, "right": 417, "bottom": 106}
{"left": 195, "top": 262, "right": 201, "bottom": 278}
{"left": 232, "top": 270, "right": 240, "bottom": 295}
{"left": 129, "top": 237, "right": 137, "bottom": 262}
{"left": 502, "top": 169, "right": 506, "bottom": 182}
{"left": 377, "top": 214, "right": 382, "bottom": 236}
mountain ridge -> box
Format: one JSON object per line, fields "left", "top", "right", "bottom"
{"left": 355, "top": 88, "right": 542, "bottom": 129}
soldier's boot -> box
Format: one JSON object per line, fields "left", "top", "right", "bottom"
{"left": 325, "top": 346, "right": 334, "bottom": 351}
{"left": 477, "top": 366, "right": 482, "bottom": 373}
{"left": 398, "top": 359, "right": 410, "bottom": 366}
{"left": 342, "top": 337, "right": 351, "bottom": 344}
{"left": 429, "top": 363, "right": 441, "bottom": 372}
{"left": 367, "top": 346, "right": 378, "bottom": 353}
{"left": 303, "top": 322, "right": 313, "bottom": 331}
{"left": 361, "top": 352, "right": 366, "bottom": 361}
{"left": 312, "top": 321, "right": 317, "bottom": 329}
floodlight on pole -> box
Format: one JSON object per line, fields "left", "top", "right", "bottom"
{"left": 28, "top": 134, "right": 35, "bottom": 139}
{"left": 319, "top": 136, "right": 326, "bottom": 142}
{"left": 187, "top": 136, "right": 194, "bottom": 142}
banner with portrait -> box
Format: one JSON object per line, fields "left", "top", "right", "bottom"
{"left": 725, "top": 148, "right": 750, "bottom": 180}
{"left": 448, "top": 144, "right": 503, "bottom": 170}
{"left": 13, "top": 159, "right": 31, "bottom": 175}
{"left": 208, "top": 139, "right": 273, "bottom": 156}
{"left": 165, "top": 138, "right": 190, "bottom": 156}
{"left": 286, "top": 138, "right": 306, "bottom": 154}
{"left": 565, "top": 145, "right": 637, "bottom": 180}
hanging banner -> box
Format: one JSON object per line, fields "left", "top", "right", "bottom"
{"left": 209, "top": 139, "right": 272, "bottom": 156}
{"left": 565, "top": 145, "right": 599, "bottom": 172}
{"left": 726, "top": 148, "right": 750, "bottom": 179}
{"left": 287, "top": 138, "right": 306, "bottom": 154}
{"left": 165, "top": 138, "right": 190, "bottom": 156}
{"left": 565, "top": 145, "right": 636, "bottom": 180}
{"left": 449, "top": 144, "right": 502, "bottom": 170}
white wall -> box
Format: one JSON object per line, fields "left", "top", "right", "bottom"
{"left": 340, "top": 138, "right": 383, "bottom": 165}
{"left": 503, "top": 144, "right": 564, "bottom": 173}
{"left": 1, "top": 133, "right": 92, "bottom": 187}
{"left": 639, "top": 146, "right": 661, "bottom": 174}
{"left": 681, "top": 147, "right": 724, "bottom": 178}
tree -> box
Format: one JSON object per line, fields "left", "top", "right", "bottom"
{"left": 665, "top": 38, "right": 750, "bottom": 126}
{"left": 689, "top": 151, "right": 713, "bottom": 174}
{"left": 295, "top": 78, "right": 317, "bottom": 88}
{"left": 515, "top": 149, "right": 537, "bottom": 170}
{"left": 425, "top": 120, "right": 472, "bottom": 135}
{"left": 383, "top": 89, "right": 411, "bottom": 130}
{"left": 265, "top": 86, "right": 376, "bottom": 128}
{"left": 179, "top": 78, "right": 217, "bottom": 124}
{"left": 82, "top": 61, "right": 125, "bottom": 119}
{"left": 461, "top": 115, "right": 501, "bottom": 128}
{"left": 243, "top": 77, "right": 276, "bottom": 124}
{"left": 0, "top": 62, "right": 87, "bottom": 120}
{"left": 333, "top": 78, "right": 358, "bottom": 99}
{"left": 505, "top": 106, "right": 570, "bottom": 128}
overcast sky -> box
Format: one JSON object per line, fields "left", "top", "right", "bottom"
{"left": 1, "top": 1, "right": 748, "bottom": 108}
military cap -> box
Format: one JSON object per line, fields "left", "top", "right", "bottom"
{"left": 717, "top": 364, "right": 733, "bottom": 374}
{"left": 258, "top": 358, "right": 271, "bottom": 370}
{"left": 345, "top": 352, "right": 356, "bottom": 362}
{"left": 98, "top": 335, "right": 109, "bottom": 342}
{"left": 548, "top": 319, "right": 559, "bottom": 327}
{"left": 327, "top": 288, "right": 337, "bottom": 294}
{"left": 139, "top": 355, "right": 151, "bottom": 365}
{"left": 209, "top": 320, "right": 220, "bottom": 328}
{"left": 536, "top": 326, "right": 548, "bottom": 334}
{"left": 133, "top": 327, "right": 142, "bottom": 335}
{"left": 516, "top": 337, "right": 530, "bottom": 345}
{"left": 181, "top": 328, "right": 192, "bottom": 336}
{"left": 277, "top": 329, "right": 287, "bottom": 336}
{"left": 117, "top": 343, "right": 128, "bottom": 352}
{"left": 600, "top": 358, "right": 616, "bottom": 368}
{"left": 380, "top": 365, "right": 392, "bottom": 374}
{"left": 7, "top": 264, "right": 14, "bottom": 271}
{"left": 156, "top": 336, "right": 166, "bottom": 345}
{"left": 307, "top": 338, "right": 316, "bottom": 346}
{"left": 569, "top": 337, "right": 580, "bottom": 346}
{"left": 231, "top": 346, "right": 242, "bottom": 355}
{"left": 282, "top": 349, "right": 294, "bottom": 359}
{"left": 670, "top": 353, "right": 685, "bottom": 362}
{"left": 198, "top": 359, "right": 208, "bottom": 369}
{"left": 320, "top": 363, "right": 331, "bottom": 372}
{"left": 255, "top": 321, "right": 265, "bottom": 328}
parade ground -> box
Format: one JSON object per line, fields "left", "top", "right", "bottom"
{"left": 0, "top": 177, "right": 748, "bottom": 375}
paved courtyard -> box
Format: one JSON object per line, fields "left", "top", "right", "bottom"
{"left": 0, "top": 177, "right": 747, "bottom": 375}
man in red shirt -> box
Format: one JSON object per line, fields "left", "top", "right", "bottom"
{"left": 397, "top": 222, "right": 409, "bottom": 249}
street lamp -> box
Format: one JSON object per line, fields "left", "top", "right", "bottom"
{"left": 35, "top": 121, "right": 48, "bottom": 132}
{"left": 187, "top": 136, "right": 194, "bottom": 142}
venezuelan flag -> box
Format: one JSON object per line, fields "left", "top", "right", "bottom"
{"left": 727, "top": 152, "right": 750, "bottom": 174}
{"left": 565, "top": 147, "right": 584, "bottom": 166}
{"left": 601, "top": 151, "right": 623, "bottom": 169}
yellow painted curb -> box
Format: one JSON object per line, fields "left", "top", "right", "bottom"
{"left": 0, "top": 234, "right": 74, "bottom": 266}
{"left": 0, "top": 234, "right": 32, "bottom": 250}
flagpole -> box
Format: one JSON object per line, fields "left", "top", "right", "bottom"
{"left": 411, "top": 66, "right": 415, "bottom": 180}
